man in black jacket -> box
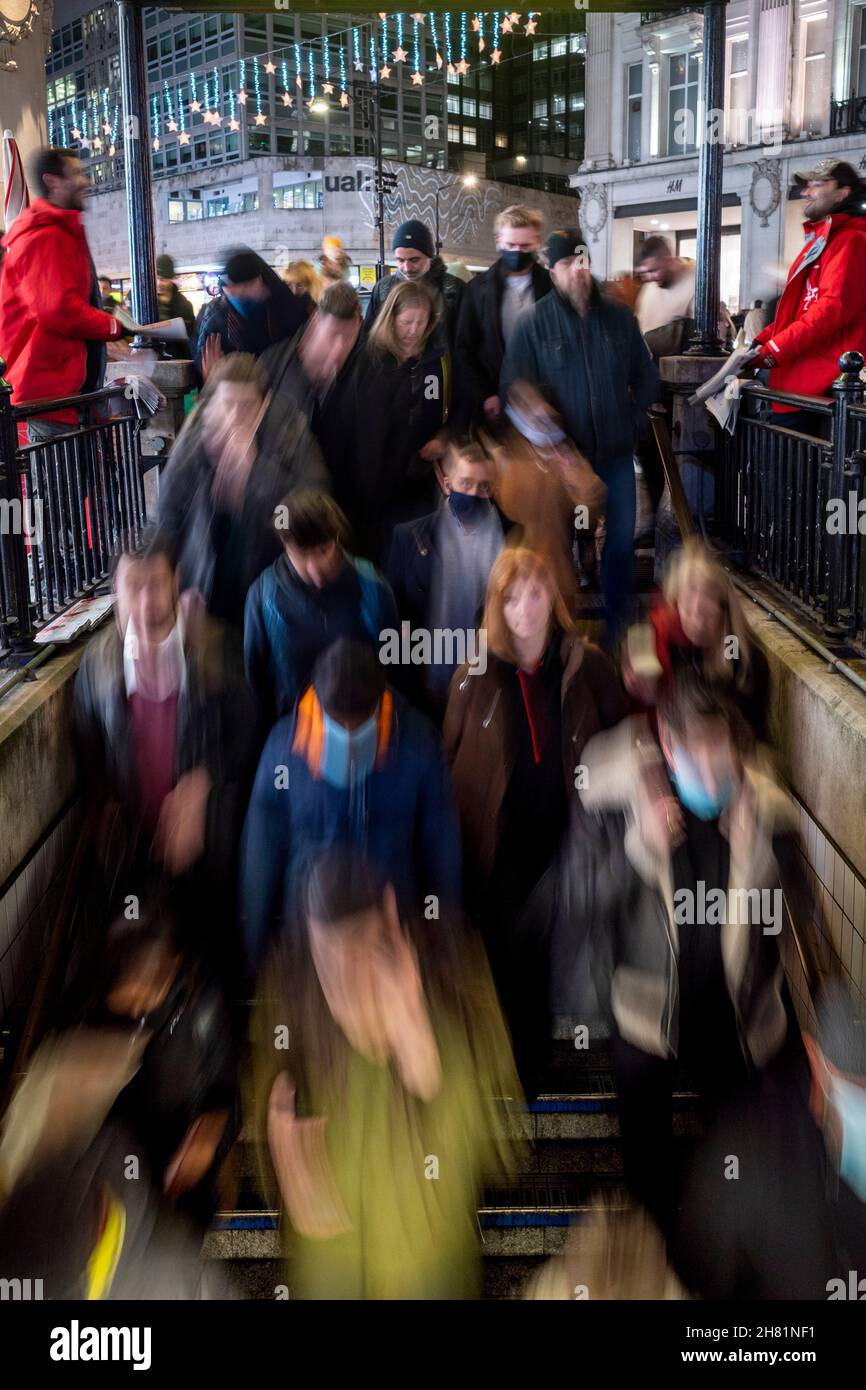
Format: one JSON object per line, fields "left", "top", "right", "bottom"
{"left": 260, "top": 280, "right": 364, "bottom": 528}
{"left": 195, "top": 246, "right": 310, "bottom": 379}
{"left": 363, "top": 218, "right": 465, "bottom": 350}
{"left": 156, "top": 253, "right": 196, "bottom": 359}
{"left": 502, "top": 229, "right": 658, "bottom": 641}
{"left": 453, "top": 205, "right": 550, "bottom": 434}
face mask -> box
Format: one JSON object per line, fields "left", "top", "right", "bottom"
{"left": 830, "top": 1074, "right": 866, "bottom": 1201}
{"left": 501, "top": 249, "right": 535, "bottom": 273}
{"left": 396, "top": 265, "right": 425, "bottom": 282}
{"left": 671, "top": 745, "right": 734, "bottom": 821}
{"left": 320, "top": 710, "right": 379, "bottom": 789}
{"left": 504, "top": 402, "right": 567, "bottom": 449}
{"left": 448, "top": 491, "right": 491, "bottom": 525}
{"left": 224, "top": 291, "right": 266, "bottom": 319}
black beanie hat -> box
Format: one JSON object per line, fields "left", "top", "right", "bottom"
{"left": 543, "top": 227, "right": 590, "bottom": 269}
{"left": 392, "top": 219, "right": 435, "bottom": 259}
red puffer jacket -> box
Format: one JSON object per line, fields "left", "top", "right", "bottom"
{"left": 0, "top": 199, "right": 121, "bottom": 423}
{"left": 754, "top": 211, "right": 866, "bottom": 412}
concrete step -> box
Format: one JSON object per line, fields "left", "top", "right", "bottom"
{"left": 218, "top": 1256, "right": 546, "bottom": 1301}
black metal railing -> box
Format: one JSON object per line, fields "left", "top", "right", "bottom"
{"left": 0, "top": 362, "right": 149, "bottom": 655}
{"left": 718, "top": 352, "right": 866, "bottom": 643}
{"left": 830, "top": 96, "right": 866, "bottom": 137}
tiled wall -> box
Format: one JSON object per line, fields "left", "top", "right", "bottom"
{"left": 0, "top": 802, "right": 82, "bottom": 1031}
{"left": 783, "top": 794, "right": 866, "bottom": 1034}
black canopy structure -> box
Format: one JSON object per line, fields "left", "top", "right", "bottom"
{"left": 115, "top": 0, "right": 727, "bottom": 353}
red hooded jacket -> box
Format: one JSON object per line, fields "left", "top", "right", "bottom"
{"left": 0, "top": 199, "right": 121, "bottom": 423}
{"left": 754, "top": 211, "right": 866, "bottom": 412}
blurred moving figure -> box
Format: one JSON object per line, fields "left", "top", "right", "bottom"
{"left": 622, "top": 538, "right": 772, "bottom": 744}
{"left": 156, "top": 252, "right": 196, "bottom": 357}
{"left": 502, "top": 229, "right": 658, "bottom": 643}
{"left": 635, "top": 235, "right": 696, "bottom": 358}
{"left": 0, "top": 147, "right": 125, "bottom": 441}
{"left": 261, "top": 280, "right": 365, "bottom": 526}
{"left": 195, "top": 246, "right": 310, "bottom": 380}
{"left": 580, "top": 668, "right": 811, "bottom": 1230}
{"left": 444, "top": 548, "right": 628, "bottom": 1090}
{"left": 743, "top": 298, "right": 768, "bottom": 344}
{"left": 256, "top": 847, "right": 522, "bottom": 1299}
{"left": 244, "top": 490, "right": 397, "bottom": 726}
{"left": 319, "top": 234, "right": 352, "bottom": 286}
{"left": 62, "top": 905, "right": 238, "bottom": 1227}
{"left": 356, "top": 279, "right": 451, "bottom": 559}
{"left": 283, "top": 259, "right": 322, "bottom": 303}
{"left": 525, "top": 1202, "right": 685, "bottom": 1300}
{"left": 241, "top": 638, "right": 462, "bottom": 972}
{"left": 364, "top": 218, "right": 466, "bottom": 349}
{"left": 387, "top": 438, "right": 509, "bottom": 718}
{"left": 484, "top": 379, "right": 607, "bottom": 607}
{"left": 453, "top": 204, "right": 550, "bottom": 434}
{"left": 673, "top": 977, "right": 866, "bottom": 1299}
{"left": 98, "top": 273, "right": 115, "bottom": 310}
{"left": 156, "top": 352, "right": 327, "bottom": 628}
{"left": 74, "top": 531, "right": 258, "bottom": 965}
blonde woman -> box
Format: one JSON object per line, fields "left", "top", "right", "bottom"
{"left": 443, "top": 546, "right": 628, "bottom": 1091}
{"left": 355, "top": 279, "right": 450, "bottom": 559}
{"left": 622, "top": 538, "right": 771, "bottom": 742}
{"left": 282, "top": 260, "right": 321, "bottom": 304}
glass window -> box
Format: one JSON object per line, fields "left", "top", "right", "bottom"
{"left": 551, "top": 38, "right": 567, "bottom": 57}
{"left": 627, "top": 62, "right": 642, "bottom": 160}
{"left": 478, "top": 102, "right": 492, "bottom": 121}
{"left": 463, "top": 98, "right": 476, "bottom": 117}
{"left": 447, "top": 94, "right": 461, "bottom": 114}
{"left": 859, "top": 8, "right": 866, "bottom": 97}
{"left": 448, "top": 123, "right": 461, "bottom": 142}
{"left": 462, "top": 127, "right": 477, "bottom": 146}
{"left": 802, "top": 16, "right": 827, "bottom": 132}
{"left": 552, "top": 94, "right": 566, "bottom": 115}
{"left": 168, "top": 198, "right": 185, "bottom": 223}
{"left": 668, "top": 50, "right": 699, "bottom": 154}
{"left": 206, "top": 196, "right": 229, "bottom": 217}
{"left": 533, "top": 100, "right": 548, "bottom": 120}
{"left": 495, "top": 132, "right": 508, "bottom": 148}
{"left": 532, "top": 41, "right": 548, "bottom": 62}
{"left": 405, "top": 143, "right": 422, "bottom": 163}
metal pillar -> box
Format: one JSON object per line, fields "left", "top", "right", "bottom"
{"left": 688, "top": 0, "right": 726, "bottom": 356}
{"left": 117, "top": 0, "right": 157, "bottom": 326}
{"left": 372, "top": 70, "right": 386, "bottom": 280}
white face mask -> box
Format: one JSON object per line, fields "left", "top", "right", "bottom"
{"left": 505, "top": 402, "right": 567, "bottom": 449}
{"left": 123, "top": 609, "right": 185, "bottom": 701}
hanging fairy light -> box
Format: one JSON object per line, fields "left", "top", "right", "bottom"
{"left": 254, "top": 55, "right": 266, "bottom": 124}
{"left": 491, "top": 11, "right": 502, "bottom": 64}
{"left": 369, "top": 29, "right": 377, "bottom": 78}
{"left": 150, "top": 93, "right": 160, "bottom": 151}
{"left": 380, "top": 14, "right": 388, "bottom": 66}
{"left": 444, "top": 11, "right": 454, "bottom": 75}
{"left": 190, "top": 70, "right": 201, "bottom": 113}
{"left": 70, "top": 100, "right": 80, "bottom": 140}
{"left": 281, "top": 58, "right": 293, "bottom": 108}
{"left": 91, "top": 91, "right": 102, "bottom": 152}
{"left": 109, "top": 101, "right": 119, "bottom": 156}
{"left": 101, "top": 86, "right": 111, "bottom": 135}
{"left": 428, "top": 11, "right": 443, "bottom": 69}
{"left": 460, "top": 11, "right": 468, "bottom": 63}
{"left": 163, "top": 79, "right": 177, "bottom": 132}
{"left": 353, "top": 26, "right": 362, "bottom": 72}
{"left": 412, "top": 15, "right": 423, "bottom": 83}
{"left": 394, "top": 11, "right": 406, "bottom": 61}
{"left": 323, "top": 33, "right": 331, "bottom": 83}
{"left": 294, "top": 41, "right": 303, "bottom": 89}
{"left": 228, "top": 87, "right": 239, "bottom": 131}
{"left": 477, "top": 12, "right": 486, "bottom": 53}
{"left": 339, "top": 40, "right": 348, "bottom": 103}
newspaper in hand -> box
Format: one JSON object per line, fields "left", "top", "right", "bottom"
{"left": 687, "top": 348, "right": 758, "bottom": 406}
{"left": 114, "top": 305, "right": 190, "bottom": 343}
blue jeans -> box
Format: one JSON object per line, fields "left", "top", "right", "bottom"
{"left": 598, "top": 450, "right": 637, "bottom": 643}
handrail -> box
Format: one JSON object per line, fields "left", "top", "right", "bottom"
{"left": 12, "top": 382, "right": 135, "bottom": 419}
{"left": 734, "top": 381, "right": 835, "bottom": 415}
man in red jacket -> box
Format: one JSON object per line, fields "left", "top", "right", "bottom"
{"left": 0, "top": 147, "right": 124, "bottom": 440}
{"left": 752, "top": 159, "right": 866, "bottom": 434}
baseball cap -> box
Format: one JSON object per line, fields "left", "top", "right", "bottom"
{"left": 793, "top": 159, "right": 861, "bottom": 190}
{"left": 542, "top": 227, "right": 590, "bottom": 269}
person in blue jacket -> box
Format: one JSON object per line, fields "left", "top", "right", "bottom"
{"left": 240, "top": 637, "right": 462, "bottom": 973}
{"left": 244, "top": 490, "right": 398, "bottom": 727}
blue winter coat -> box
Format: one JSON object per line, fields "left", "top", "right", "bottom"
{"left": 240, "top": 688, "right": 462, "bottom": 969}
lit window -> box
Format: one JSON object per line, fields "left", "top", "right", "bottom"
{"left": 532, "top": 41, "right": 548, "bottom": 62}
{"left": 533, "top": 100, "right": 548, "bottom": 120}
{"left": 448, "top": 122, "right": 461, "bottom": 142}
{"left": 462, "top": 127, "right": 477, "bottom": 146}
{"left": 479, "top": 101, "right": 492, "bottom": 120}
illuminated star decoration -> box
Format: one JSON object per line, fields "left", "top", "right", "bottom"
{"left": 237, "top": 90, "right": 248, "bottom": 105}
{"left": 179, "top": 131, "right": 190, "bottom": 144}
{"left": 71, "top": 126, "right": 81, "bottom": 139}
{"left": 411, "top": 70, "right": 424, "bottom": 85}
{"left": 435, "top": 51, "right": 444, "bottom": 69}
{"left": 167, "top": 118, "right": 178, "bottom": 132}
{"left": 354, "top": 59, "right": 363, "bottom": 71}
{"left": 254, "top": 112, "right": 266, "bottom": 126}
{"left": 447, "top": 63, "right": 456, "bottom": 77}
{"left": 525, "top": 18, "right": 537, "bottom": 34}
{"left": 151, "top": 137, "right": 159, "bottom": 151}
{"left": 340, "top": 91, "right": 349, "bottom": 108}
{"left": 412, "top": 12, "right": 425, "bottom": 22}
{"left": 229, "top": 118, "right": 240, "bottom": 131}
{"left": 211, "top": 111, "right": 222, "bottom": 126}
{"left": 491, "top": 48, "right": 502, "bottom": 64}
{"left": 508, "top": 11, "right": 522, "bottom": 23}
{"left": 296, "top": 74, "right": 303, "bottom": 88}
{"left": 393, "top": 47, "right": 407, "bottom": 62}
{"left": 282, "top": 92, "right": 294, "bottom": 107}
{"left": 102, "top": 121, "right": 111, "bottom": 135}
{"left": 501, "top": 18, "right": 513, "bottom": 34}
{"left": 457, "top": 58, "right": 469, "bottom": 75}
{"left": 264, "top": 60, "right": 276, "bottom": 75}
{"left": 380, "top": 64, "right": 391, "bottom": 78}
{"left": 472, "top": 16, "right": 480, "bottom": 31}
{"left": 190, "top": 98, "right": 201, "bottom": 112}
{"left": 323, "top": 81, "right": 334, "bottom": 95}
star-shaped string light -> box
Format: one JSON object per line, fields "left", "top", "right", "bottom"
{"left": 238, "top": 90, "right": 248, "bottom": 105}
{"left": 254, "top": 112, "right": 266, "bottom": 125}
{"left": 179, "top": 131, "right": 190, "bottom": 145}
{"left": 102, "top": 121, "right": 111, "bottom": 135}
{"left": 393, "top": 46, "right": 407, "bottom": 62}
{"left": 167, "top": 118, "right": 178, "bottom": 132}
{"left": 472, "top": 17, "right": 480, "bottom": 31}
{"left": 151, "top": 137, "right": 159, "bottom": 151}
{"left": 501, "top": 18, "right": 513, "bottom": 34}
{"left": 264, "top": 60, "right": 276, "bottom": 75}
{"left": 411, "top": 70, "right": 424, "bottom": 85}
{"left": 435, "top": 51, "right": 444, "bottom": 69}
{"left": 491, "top": 48, "right": 502, "bottom": 64}
{"left": 340, "top": 92, "right": 350, "bottom": 108}
{"left": 296, "top": 74, "right": 303, "bottom": 88}
{"left": 508, "top": 11, "right": 522, "bottom": 23}
{"left": 228, "top": 119, "right": 240, "bottom": 131}
{"left": 412, "top": 12, "right": 425, "bottom": 22}
{"left": 457, "top": 58, "right": 469, "bottom": 75}
{"left": 71, "top": 126, "right": 81, "bottom": 139}
{"left": 525, "top": 18, "right": 537, "bottom": 34}
{"left": 282, "top": 92, "right": 294, "bottom": 107}
{"left": 447, "top": 62, "right": 456, "bottom": 77}
{"left": 190, "top": 98, "right": 201, "bottom": 112}
{"left": 323, "top": 81, "right": 334, "bottom": 94}
{"left": 380, "top": 64, "right": 391, "bottom": 78}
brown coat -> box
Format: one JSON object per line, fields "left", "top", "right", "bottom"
{"left": 483, "top": 426, "right": 607, "bottom": 609}
{"left": 443, "top": 630, "right": 629, "bottom": 879}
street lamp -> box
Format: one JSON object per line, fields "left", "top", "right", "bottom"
{"left": 462, "top": 173, "right": 478, "bottom": 187}
{"left": 311, "top": 98, "right": 329, "bottom": 115}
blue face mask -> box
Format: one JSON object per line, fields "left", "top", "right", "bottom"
{"left": 320, "top": 710, "right": 379, "bottom": 789}
{"left": 504, "top": 403, "right": 567, "bottom": 449}
{"left": 671, "top": 745, "right": 734, "bottom": 821}
{"left": 224, "top": 290, "right": 266, "bottom": 319}
{"left": 830, "top": 1074, "right": 866, "bottom": 1202}
{"left": 448, "top": 491, "right": 491, "bottom": 525}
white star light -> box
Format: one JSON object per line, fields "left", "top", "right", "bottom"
{"left": 237, "top": 90, "right": 248, "bottom": 105}
{"left": 457, "top": 59, "right": 469, "bottom": 75}
{"left": 264, "top": 60, "right": 276, "bottom": 75}
{"left": 501, "top": 19, "right": 513, "bottom": 34}
{"left": 254, "top": 112, "right": 266, "bottom": 126}
{"left": 525, "top": 19, "right": 537, "bottom": 34}
{"left": 411, "top": 71, "right": 424, "bottom": 85}
{"left": 282, "top": 92, "right": 293, "bottom": 107}
{"left": 179, "top": 131, "right": 190, "bottom": 144}
{"left": 491, "top": 48, "right": 502, "bottom": 65}
{"left": 339, "top": 91, "right": 349, "bottom": 108}
{"left": 472, "top": 17, "right": 480, "bottom": 31}
{"left": 167, "top": 118, "right": 178, "bottom": 131}
{"left": 393, "top": 47, "right": 407, "bottom": 63}
{"left": 229, "top": 119, "right": 240, "bottom": 131}
{"left": 508, "top": 11, "right": 522, "bottom": 24}
{"left": 380, "top": 64, "right": 391, "bottom": 79}
{"left": 71, "top": 126, "right": 81, "bottom": 139}
{"left": 354, "top": 59, "right": 363, "bottom": 72}
{"left": 190, "top": 99, "right": 201, "bottom": 112}
{"left": 323, "top": 81, "right": 334, "bottom": 94}
{"left": 435, "top": 51, "right": 444, "bottom": 69}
